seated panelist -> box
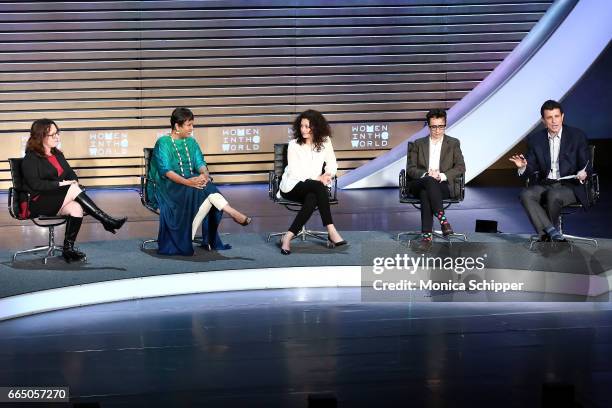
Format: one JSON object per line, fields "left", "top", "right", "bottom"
{"left": 21, "top": 119, "right": 127, "bottom": 263}
{"left": 278, "top": 109, "right": 346, "bottom": 255}
{"left": 406, "top": 109, "right": 465, "bottom": 246}
{"left": 509, "top": 99, "right": 591, "bottom": 242}
{"left": 148, "top": 107, "right": 251, "bottom": 256}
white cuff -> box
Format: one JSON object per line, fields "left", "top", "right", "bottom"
{"left": 439, "top": 173, "right": 447, "bottom": 182}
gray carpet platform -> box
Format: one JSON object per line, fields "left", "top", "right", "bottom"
{"left": 1, "top": 231, "right": 611, "bottom": 299}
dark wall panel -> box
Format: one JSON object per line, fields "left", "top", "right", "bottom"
{"left": 0, "top": 0, "right": 553, "bottom": 186}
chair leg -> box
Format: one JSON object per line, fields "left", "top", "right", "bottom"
{"left": 13, "top": 246, "right": 53, "bottom": 262}
{"left": 561, "top": 234, "right": 598, "bottom": 247}
{"left": 397, "top": 230, "right": 467, "bottom": 243}
{"left": 141, "top": 239, "right": 158, "bottom": 249}
{"left": 45, "top": 225, "right": 64, "bottom": 264}
{"left": 529, "top": 234, "right": 539, "bottom": 250}
{"left": 267, "top": 226, "right": 328, "bottom": 243}
{"left": 12, "top": 225, "right": 63, "bottom": 264}
{"left": 299, "top": 226, "right": 328, "bottom": 242}
{"left": 558, "top": 215, "right": 598, "bottom": 247}
{"left": 529, "top": 234, "right": 597, "bottom": 249}
{"left": 432, "top": 230, "right": 468, "bottom": 242}
{"left": 267, "top": 231, "right": 285, "bottom": 242}
{"left": 396, "top": 231, "right": 421, "bottom": 241}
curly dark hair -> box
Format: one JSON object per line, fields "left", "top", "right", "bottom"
{"left": 291, "top": 109, "right": 331, "bottom": 151}
{"left": 26, "top": 119, "right": 61, "bottom": 157}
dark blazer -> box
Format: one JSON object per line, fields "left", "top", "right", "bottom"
{"left": 406, "top": 135, "right": 466, "bottom": 198}
{"left": 523, "top": 125, "right": 591, "bottom": 207}
{"left": 21, "top": 150, "right": 78, "bottom": 195}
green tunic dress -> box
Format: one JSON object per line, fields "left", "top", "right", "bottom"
{"left": 148, "top": 135, "right": 228, "bottom": 255}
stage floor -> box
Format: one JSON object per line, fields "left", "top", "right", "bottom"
{"left": 1, "top": 288, "right": 612, "bottom": 408}
{"left": 1, "top": 184, "right": 611, "bottom": 320}
{"left": 1, "top": 184, "right": 611, "bottom": 407}
{"left": 0, "top": 183, "right": 610, "bottom": 251}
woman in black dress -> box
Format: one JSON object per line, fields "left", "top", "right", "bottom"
{"left": 21, "top": 119, "right": 127, "bottom": 263}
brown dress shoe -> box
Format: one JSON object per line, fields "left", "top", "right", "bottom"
{"left": 441, "top": 222, "right": 454, "bottom": 236}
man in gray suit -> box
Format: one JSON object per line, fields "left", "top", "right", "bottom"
{"left": 406, "top": 109, "right": 466, "bottom": 245}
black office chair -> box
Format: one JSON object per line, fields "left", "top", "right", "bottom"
{"left": 8, "top": 158, "right": 67, "bottom": 263}
{"left": 267, "top": 143, "right": 338, "bottom": 243}
{"left": 139, "top": 147, "right": 159, "bottom": 249}
{"left": 397, "top": 141, "right": 467, "bottom": 242}
{"left": 529, "top": 145, "right": 599, "bottom": 248}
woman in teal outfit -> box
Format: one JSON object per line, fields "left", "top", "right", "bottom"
{"left": 148, "top": 107, "right": 251, "bottom": 255}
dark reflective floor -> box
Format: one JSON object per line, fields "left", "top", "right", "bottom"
{"left": 1, "top": 183, "right": 611, "bottom": 407}
{"left": 1, "top": 289, "right": 611, "bottom": 407}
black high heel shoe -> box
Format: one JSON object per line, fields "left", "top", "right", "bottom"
{"left": 280, "top": 236, "right": 291, "bottom": 255}
{"left": 327, "top": 238, "right": 348, "bottom": 249}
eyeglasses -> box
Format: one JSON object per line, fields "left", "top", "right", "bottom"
{"left": 47, "top": 131, "right": 61, "bottom": 138}
{"left": 429, "top": 125, "right": 446, "bottom": 130}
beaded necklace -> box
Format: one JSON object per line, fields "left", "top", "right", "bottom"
{"left": 170, "top": 136, "right": 193, "bottom": 177}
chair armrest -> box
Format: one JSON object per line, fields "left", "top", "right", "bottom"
{"left": 8, "top": 187, "right": 30, "bottom": 220}
{"left": 139, "top": 175, "right": 147, "bottom": 206}
{"left": 140, "top": 176, "right": 159, "bottom": 214}
{"left": 399, "top": 169, "right": 407, "bottom": 199}
{"left": 525, "top": 170, "right": 540, "bottom": 187}
{"left": 8, "top": 187, "right": 18, "bottom": 219}
{"left": 586, "top": 172, "right": 599, "bottom": 205}
{"left": 329, "top": 176, "right": 338, "bottom": 201}
{"left": 268, "top": 171, "right": 280, "bottom": 200}
{"left": 457, "top": 173, "right": 466, "bottom": 201}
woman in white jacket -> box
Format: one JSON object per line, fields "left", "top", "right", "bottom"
{"left": 279, "top": 110, "right": 347, "bottom": 255}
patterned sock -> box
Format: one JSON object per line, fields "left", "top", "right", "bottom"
{"left": 544, "top": 225, "right": 563, "bottom": 240}
{"left": 421, "top": 232, "right": 432, "bottom": 241}
{"left": 435, "top": 211, "right": 449, "bottom": 226}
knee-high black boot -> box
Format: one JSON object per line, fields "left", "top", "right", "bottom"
{"left": 75, "top": 192, "right": 127, "bottom": 234}
{"left": 63, "top": 216, "right": 86, "bottom": 263}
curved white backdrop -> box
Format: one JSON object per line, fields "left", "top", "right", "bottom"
{"left": 339, "top": 0, "right": 612, "bottom": 189}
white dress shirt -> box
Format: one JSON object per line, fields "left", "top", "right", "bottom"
{"left": 547, "top": 127, "right": 562, "bottom": 180}
{"left": 425, "top": 136, "right": 447, "bottom": 182}
{"left": 279, "top": 138, "right": 338, "bottom": 194}
{"left": 518, "top": 127, "right": 562, "bottom": 178}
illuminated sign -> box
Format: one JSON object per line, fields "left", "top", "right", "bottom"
{"left": 88, "top": 132, "right": 128, "bottom": 156}
{"left": 221, "top": 127, "right": 261, "bottom": 152}
{"left": 350, "top": 123, "right": 390, "bottom": 149}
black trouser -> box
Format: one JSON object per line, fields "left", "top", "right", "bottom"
{"left": 519, "top": 181, "right": 577, "bottom": 234}
{"left": 408, "top": 176, "right": 450, "bottom": 232}
{"left": 281, "top": 179, "right": 333, "bottom": 235}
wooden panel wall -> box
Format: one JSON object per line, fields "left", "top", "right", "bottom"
{"left": 0, "top": 0, "right": 552, "bottom": 189}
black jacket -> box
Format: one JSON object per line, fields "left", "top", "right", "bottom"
{"left": 522, "top": 125, "right": 591, "bottom": 207}
{"left": 21, "top": 150, "right": 78, "bottom": 195}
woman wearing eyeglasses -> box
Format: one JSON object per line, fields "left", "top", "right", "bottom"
{"left": 405, "top": 109, "right": 465, "bottom": 247}
{"left": 20, "top": 119, "right": 127, "bottom": 263}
